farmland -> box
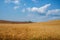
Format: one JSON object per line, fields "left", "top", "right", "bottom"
{"left": 0, "top": 20, "right": 60, "bottom": 40}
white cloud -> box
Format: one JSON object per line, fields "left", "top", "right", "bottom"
{"left": 27, "top": 4, "right": 51, "bottom": 13}
{"left": 46, "top": 9, "right": 60, "bottom": 16}
{"left": 5, "top": 0, "right": 20, "bottom": 5}
{"left": 22, "top": 9, "right": 26, "bottom": 13}
{"left": 32, "top": 0, "right": 38, "bottom": 3}
{"left": 5, "top": 0, "right": 20, "bottom": 10}
{"left": 5, "top": 0, "right": 11, "bottom": 3}
{"left": 14, "top": 6, "right": 19, "bottom": 10}
{"left": 27, "top": 7, "right": 38, "bottom": 12}
{"left": 12, "top": 0, "right": 20, "bottom": 5}
{"left": 24, "top": 3, "right": 26, "bottom": 6}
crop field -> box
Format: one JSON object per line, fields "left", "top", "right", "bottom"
{"left": 0, "top": 20, "right": 60, "bottom": 40}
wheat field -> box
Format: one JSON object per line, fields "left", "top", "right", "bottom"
{"left": 0, "top": 20, "right": 60, "bottom": 40}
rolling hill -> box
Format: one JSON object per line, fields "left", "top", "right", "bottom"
{"left": 0, "top": 20, "right": 32, "bottom": 24}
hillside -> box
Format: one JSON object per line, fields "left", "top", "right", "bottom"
{"left": 0, "top": 20, "right": 32, "bottom": 24}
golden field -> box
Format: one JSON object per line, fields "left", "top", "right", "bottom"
{"left": 0, "top": 20, "right": 60, "bottom": 40}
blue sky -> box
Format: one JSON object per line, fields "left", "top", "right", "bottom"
{"left": 0, "top": 0, "right": 60, "bottom": 22}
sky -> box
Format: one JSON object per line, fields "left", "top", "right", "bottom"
{"left": 0, "top": 0, "right": 60, "bottom": 22}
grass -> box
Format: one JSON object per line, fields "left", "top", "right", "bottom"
{"left": 0, "top": 20, "right": 60, "bottom": 40}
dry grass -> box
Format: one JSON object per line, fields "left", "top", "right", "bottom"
{"left": 0, "top": 20, "right": 60, "bottom": 40}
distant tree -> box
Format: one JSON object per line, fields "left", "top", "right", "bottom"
{"left": 28, "top": 21, "right": 32, "bottom": 23}
{"left": 24, "top": 21, "right": 32, "bottom": 23}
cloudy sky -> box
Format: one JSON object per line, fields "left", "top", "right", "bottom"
{"left": 0, "top": 0, "right": 60, "bottom": 22}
